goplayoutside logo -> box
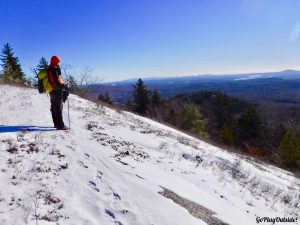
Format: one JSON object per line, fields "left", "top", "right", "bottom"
{"left": 256, "top": 217, "right": 298, "bottom": 224}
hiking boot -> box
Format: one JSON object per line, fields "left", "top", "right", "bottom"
{"left": 57, "top": 126, "right": 69, "bottom": 130}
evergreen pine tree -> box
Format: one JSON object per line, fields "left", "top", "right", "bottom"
{"left": 67, "top": 75, "right": 79, "bottom": 93}
{"left": 220, "top": 123, "right": 235, "bottom": 146}
{"left": 36, "top": 57, "right": 48, "bottom": 72}
{"left": 98, "top": 92, "right": 113, "bottom": 105}
{"left": 277, "top": 127, "right": 300, "bottom": 168}
{"left": 133, "top": 78, "right": 149, "bottom": 114}
{"left": 29, "top": 57, "right": 49, "bottom": 87}
{"left": 167, "top": 104, "right": 178, "bottom": 125}
{"left": 180, "top": 103, "right": 208, "bottom": 137}
{"left": 238, "top": 107, "right": 262, "bottom": 145}
{"left": 0, "top": 43, "right": 25, "bottom": 83}
{"left": 151, "top": 89, "right": 161, "bottom": 106}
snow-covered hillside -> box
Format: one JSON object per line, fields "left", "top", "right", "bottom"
{"left": 0, "top": 84, "right": 299, "bottom": 225}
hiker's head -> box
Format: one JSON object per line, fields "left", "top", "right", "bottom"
{"left": 50, "top": 56, "right": 61, "bottom": 66}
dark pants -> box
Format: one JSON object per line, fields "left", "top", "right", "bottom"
{"left": 50, "top": 87, "right": 65, "bottom": 128}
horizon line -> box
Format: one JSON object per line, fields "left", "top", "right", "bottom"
{"left": 101, "top": 68, "right": 300, "bottom": 84}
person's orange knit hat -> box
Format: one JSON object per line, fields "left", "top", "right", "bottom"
{"left": 50, "top": 56, "right": 61, "bottom": 66}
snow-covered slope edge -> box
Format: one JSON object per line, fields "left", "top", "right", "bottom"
{"left": 0, "top": 84, "right": 299, "bottom": 225}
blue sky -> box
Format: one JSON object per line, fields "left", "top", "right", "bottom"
{"left": 1, "top": 0, "right": 300, "bottom": 82}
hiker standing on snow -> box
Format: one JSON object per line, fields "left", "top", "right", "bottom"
{"left": 48, "top": 56, "right": 69, "bottom": 130}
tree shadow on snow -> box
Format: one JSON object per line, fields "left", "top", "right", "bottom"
{"left": 0, "top": 125, "right": 56, "bottom": 133}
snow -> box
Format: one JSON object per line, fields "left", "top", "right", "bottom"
{"left": 234, "top": 75, "right": 275, "bottom": 81}
{"left": 0, "top": 84, "right": 299, "bottom": 225}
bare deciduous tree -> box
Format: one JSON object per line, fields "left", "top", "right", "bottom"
{"left": 60, "top": 64, "right": 101, "bottom": 96}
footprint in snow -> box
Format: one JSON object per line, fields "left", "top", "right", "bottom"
{"left": 78, "top": 161, "right": 88, "bottom": 168}
{"left": 96, "top": 170, "right": 103, "bottom": 180}
{"left": 113, "top": 192, "right": 121, "bottom": 201}
{"left": 84, "top": 153, "right": 90, "bottom": 160}
{"left": 105, "top": 209, "right": 123, "bottom": 225}
{"left": 88, "top": 180, "right": 100, "bottom": 192}
{"left": 66, "top": 145, "right": 75, "bottom": 151}
{"left": 105, "top": 209, "right": 116, "bottom": 219}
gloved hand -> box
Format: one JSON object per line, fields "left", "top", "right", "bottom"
{"left": 57, "top": 83, "right": 65, "bottom": 89}
{"left": 62, "top": 86, "right": 69, "bottom": 103}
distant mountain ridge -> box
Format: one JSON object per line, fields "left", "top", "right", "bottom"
{"left": 89, "top": 70, "right": 300, "bottom": 105}
{"left": 102, "top": 70, "right": 300, "bottom": 86}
